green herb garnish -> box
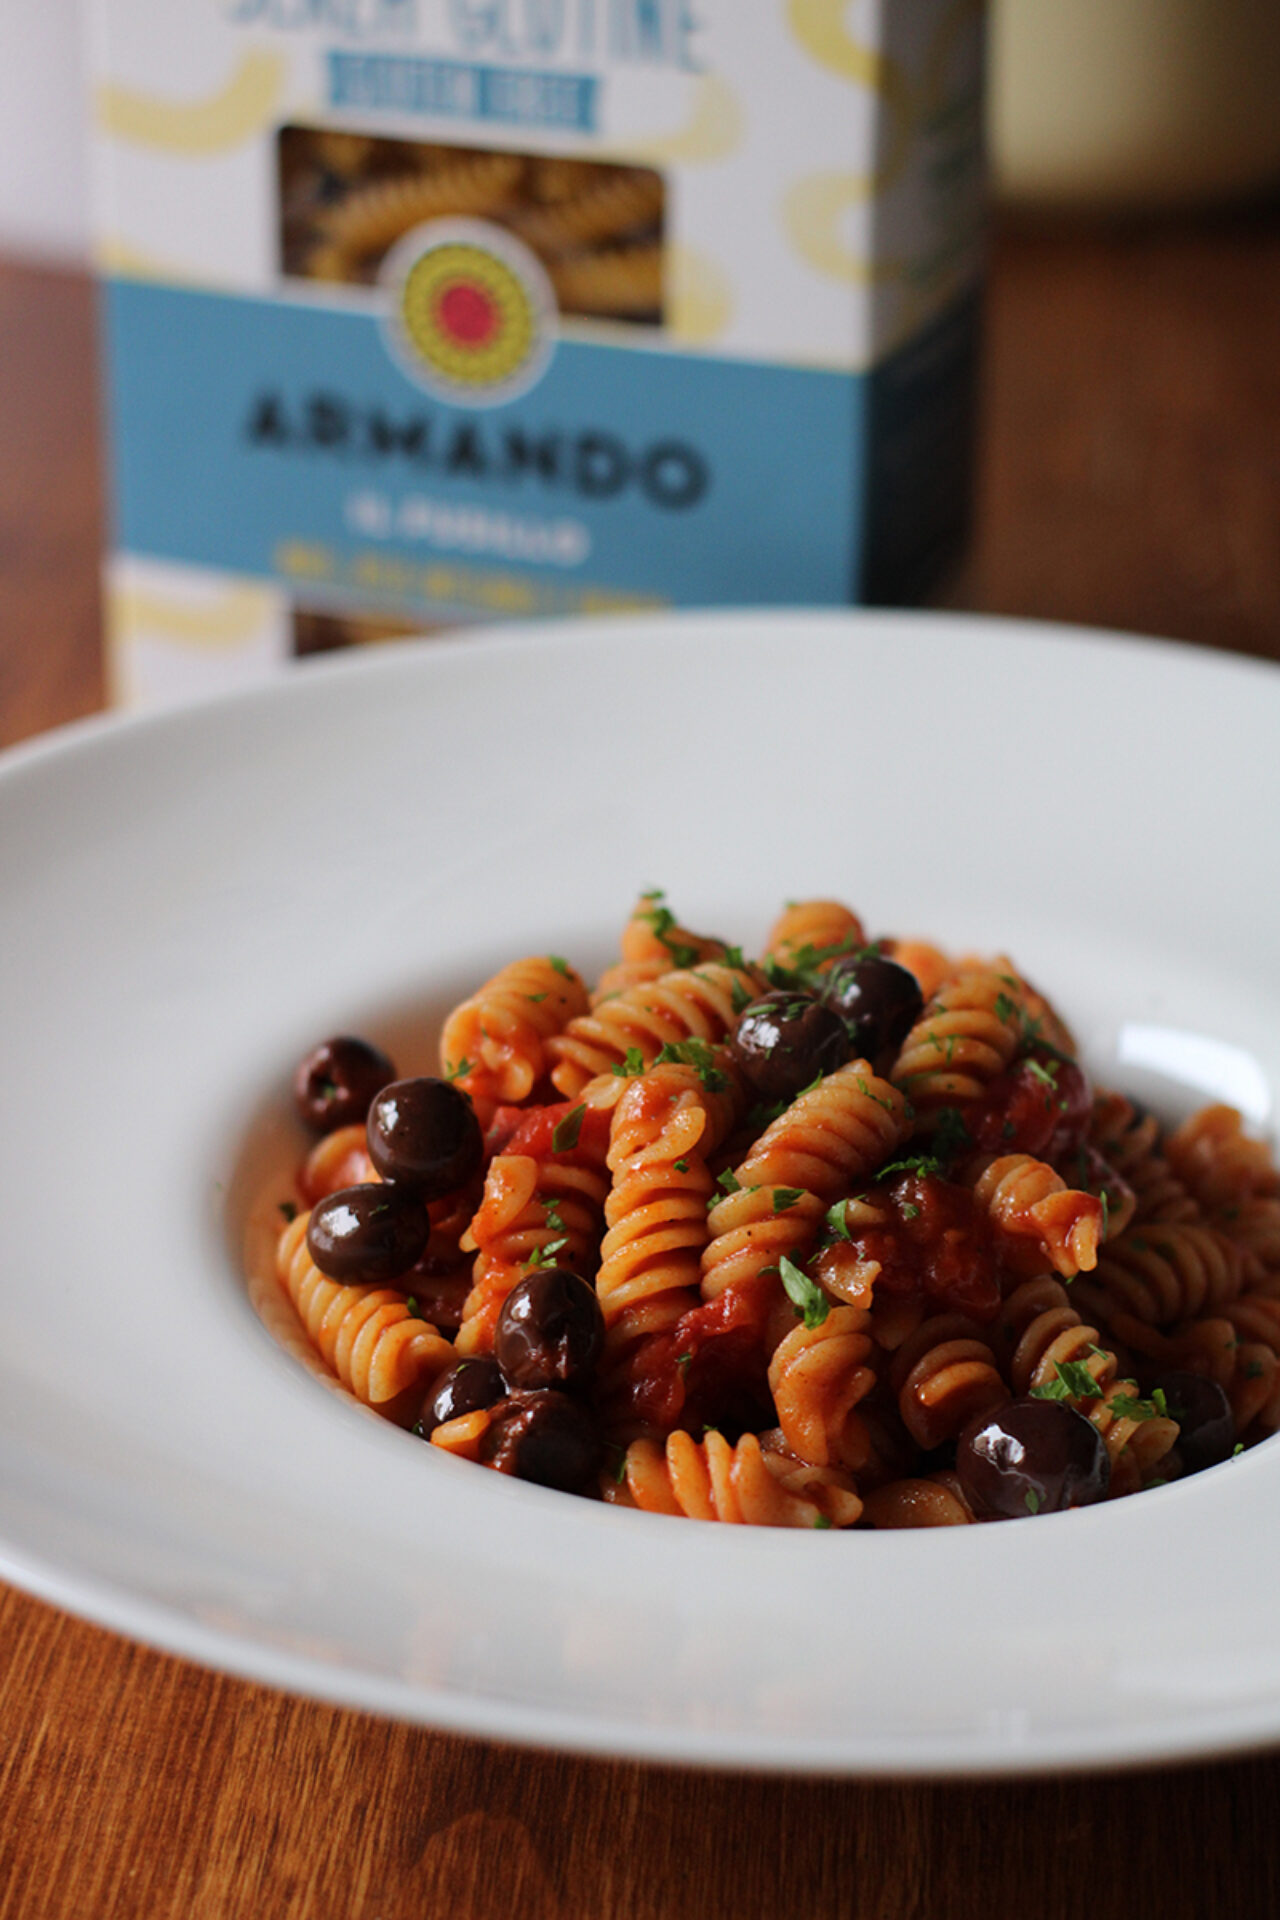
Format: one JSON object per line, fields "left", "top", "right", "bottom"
{"left": 778, "top": 1253, "right": 830, "bottom": 1330}
{"left": 278, "top": 1199, "right": 298, "bottom": 1224}
{"left": 551, "top": 1104, "right": 585, "bottom": 1153}
{"left": 612, "top": 1045, "right": 647, "bottom": 1078}
{"left": 548, "top": 954, "right": 571, "bottom": 977}
{"left": 652, "top": 1038, "right": 730, "bottom": 1091}
{"left": 526, "top": 1235, "right": 569, "bottom": 1269}
{"left": 876, "top": 1152, "right": 942, "bottom": 1183}
{"left": 773, "top": 1187, "right": 805, "bottom": 1215}
{"left": 444, "top": 1057, "right": 473, "bottom": 1082}
{"left": 931, "top": 1108, "right": 971, "bottom": 1163}
{"left": 1030, "top": 1357, "right": 1103, "bottom": 1402}
{"left": 825, "top": 1200, "right": 852, "bottom": 1243}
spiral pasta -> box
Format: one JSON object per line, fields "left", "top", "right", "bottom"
{"left": 1165, "top": 1105, "right": 1280, "bottom": 1213}
{"left": 860, "top": 1474, "right": 974, "bottom": 1527}
{"left": 996, "top": 1277, "right": 1179, "bottom": 1488}
{"left": 763, "top": 899, "right": 866, "bottom": 971}
{"left": 890, "top": 967, "right": 1037, "bottom": 1123}
{"left": 597, "top": 1058, "right": 743, "bottom": 1341}
{"left": 888, "top": 1313, "right": 1008, "bottom": 1450}
{"left": 592, "top": 892, "right": 728, "bottom": 1004}
{"left": 309, "top": 153, "right": 525, "bottom": 273}
{"left": 547, "top": 244, "right": 664, "bottom": 316}
{"left": 441, "top": 954, "right": 589, "bottom": 1108}
{"left": 972, "top": 1153, "right": 1104, "bottom": 1279}
{"left": 511, "top": 168, "right": 664, "bottom": 254}
{"left": 263, "top": 893, "right": 1280, "bottom": 1529}
{"left": 456, "top": 1130, "right": 610, "bottom": 1356}
{"left": 767, "top": 1306, "right": 877, "bottom": 1469}
{"left": 546, "top": 962, "right": 758, "bottom": 1096}
{"left": 700, "top": 1058, "right": 909, "bottom": 1312}
{"left": 1073, "top": 1223, "right": 1245, "bottom": 1347}
{"left": 299, "top": 1123, "right": 376, "bottom": 1203}
{"left": 609, "top": 1430, "right": 862, "bottom": 1527}
{"left": 1089, "top": 1092, "right": 1198, "bottom": 1225}
{"left": 276, "top": 1213, "right": 453, "bottom": 1418}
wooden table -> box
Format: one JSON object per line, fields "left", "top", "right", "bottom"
{"left": 3, "top": 220, "right": 1280, "bottom": 1918}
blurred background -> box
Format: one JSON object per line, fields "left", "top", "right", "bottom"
{"left": 2, "top": 0, "right": 1279, "bottom": 745}
{"left": 7, "top": 0, "right": 1280, "bottom": 260}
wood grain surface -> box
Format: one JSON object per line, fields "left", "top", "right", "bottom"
{"left": 2, "top": 221, "right": 1280, "bottom": 1919}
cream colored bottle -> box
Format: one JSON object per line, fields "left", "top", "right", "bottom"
{"left": 992, "top": 0, "right": 1280, "bottom": 210}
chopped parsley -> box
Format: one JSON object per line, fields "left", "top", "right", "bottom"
{"left": 673, "top": 1158, "right": 690, "bottom": 1174}
{"left": 551, "top": 1104, "right": 586, "bottom": 1153}
{"left": 716, "top": 1168, "right": 743, "bottom": 1195}
{"left": 1245, "top": 1360, "right": 1266, "bottom": 1380}
{"left": 730, "top": 975, "right": 755, "bottom": 1015}
{"left": 901, "top": 1202, "right": 920, "bottom": 1220}
{"left": 525, "top": 991, "right": 548, "bottom": 1004}
{"left": 675, "top": 1350, "right": 693, "bottom": 1376}
{"left": 525, "top": 1236, "right": 569, "bottom": 1269}
{"left": 812, "top": 1514, "right": 833, "bottom": 1530}
{"left": 931, "top": 1108, "right": 971, "bottom": 1163}
{"left": 548, "top": 954, "right": 571, "bottom": 977}
{"left": 1026, "top": 1057, "right": 1060, "bottom": 1090}
{"left": 1233, "top": 1442, "right": 1245, "bottom": 1457}
{"left": 444, "top": 1057, "right": 473, "bottom": 1082}
{"left": 1024, "top": 1490, "right": 1041, "bottom": 1515}
{"left": 773, "top": 1186, "right": 806, "bottom": 1214}
{"left": 612, "top": 1045, "right": 647, "bottom": 1078}
{"left": 640, "top": 899, "right": 702, "bottom": 971}
{"left": 652, "top": 1038, "right": 730, "bottom": 1091}
{"left": 1100, "top": 1189, "right": 1110, "bottom": 1239}
{"left": 542, "top": 1199, "right": 566, "bottom": 1236}
{"left": 404, "top": 1295, "right": 424, "bottom": 1319}
{"left": 1108, "top": 1385, "right": 1168, "bottom": 1422}
{"left": 1030, "top": 1357, "right": 1103, "bottom": 1402}
{"left": 722, "top": 945, "right": 747, "bottom": 973}
{"left": 760, "top": 935, "right": 877, "bottom": 995}
{"left": 876, "top": 1152, "right": 942, "bottom": 1183}
{"left": 778, "top": 1253, "right": 830, "bottom": 1330}
{"left": 825, "top": 1200, "right": 852, "bottom": 1242}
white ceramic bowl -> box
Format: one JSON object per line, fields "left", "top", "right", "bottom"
{"left": 2, "top": 609, "right": 1279, "bottom": 1774}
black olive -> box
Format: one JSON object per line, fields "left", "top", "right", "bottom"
{"left": 730, "top": 991, "right": 851, "bottom": 1103}
{"left": 479, "top": 1389, "right": 601, "bottom": 1492}
{"left": 1152, "top": 1370, "right": 1235, "bottom": 1474}
{"left": 294, "top": 1035, "right": 395, "bottom": 1133}
{"left": 366, "top": 1077, "right": 483, "bottom": 1198}
{"left": 956, "top": 1397, "right": 1111, "bottom": 1520}
{"left": 418, "top": 1358, "right": 506, "bottom": 1437}
{"left": 821, "top": 956, "right": 924, "bottom": 1063}
{"left": 495, "top": 1269, "right": 605, "bottom": 1394}
{"left": 306, "top": 1183, "right": 429, "bottom": 1283}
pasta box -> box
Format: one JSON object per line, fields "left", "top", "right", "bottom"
{"left": 87, "top": 0, "right": 986, "bottom": 706}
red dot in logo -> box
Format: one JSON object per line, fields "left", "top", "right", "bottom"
{"left": 435, "top": 279, "right": 500, "bottom": 347}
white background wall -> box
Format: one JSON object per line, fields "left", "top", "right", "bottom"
{"left": 0, "top": 0, "right": 91, "bottom": 259}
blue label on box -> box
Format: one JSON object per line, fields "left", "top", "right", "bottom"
{"left": 103, "top": 278, "right": 868, "bottom": 617}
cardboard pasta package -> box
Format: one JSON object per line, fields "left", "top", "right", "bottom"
{"left": 88, "top": 0, "right": 985, "bottom": 707}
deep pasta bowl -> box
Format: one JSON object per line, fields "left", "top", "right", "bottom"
{"left": 2, "top": 608, "right": 1280, "bottom": 1775}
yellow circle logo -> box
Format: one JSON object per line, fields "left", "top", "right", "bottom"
{"left": 382, "top": 221, "right": 557, "bottom": 404}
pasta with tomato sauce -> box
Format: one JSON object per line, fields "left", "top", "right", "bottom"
{"left": 259, "top": 893, "right": 1280, "bottom": 1525}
